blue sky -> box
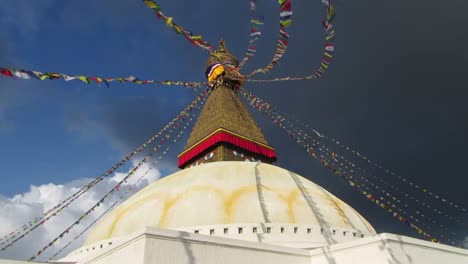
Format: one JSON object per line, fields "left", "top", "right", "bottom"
{"left": 1, "top": 0, "right": 467, "bottom": 258}
{"left": 0, "top": 0, "right": 213, "bottom": 194}
{"left": 0, "top": 0, "right": 291, "bottom": 195}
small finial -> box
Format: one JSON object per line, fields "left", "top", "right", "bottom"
{"left": 218, "top": 39, "right": 227, "bottom": 53}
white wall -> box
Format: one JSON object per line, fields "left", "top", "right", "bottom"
{"left": 81, "top": 227, "right": 311, "bottom": 264}
{"left": 58, "top": 228, "right": 468, "bottom": 264}
{"left": 144, "top": 231, "right": 311, "bottom": 264}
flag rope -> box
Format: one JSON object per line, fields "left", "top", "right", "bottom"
{"left": 0, "top": 91, "right": 208, "bottom": 252}
{"left": 238, "top": 0, "right": 265, "bottom": 69}
{"left": 0, "top": 67, "right": 204, "bottom": 89}
{"left": 243, "top": 0, "right": 335, "bottom": 82}
{"left": 143, "top": 0, "right": 214, "bottom": 53}
{"left": 240, "top": 87, "right": 440, "bottom": 243}
{"left": 243, "top": 0, "right": 293, "bottom": 78}
{"left": 42, "top": 96, "right": 205, "bottom": 261}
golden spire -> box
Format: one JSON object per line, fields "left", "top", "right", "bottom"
{"left": 178, "top": 41, "right": 276, "bottom": 169}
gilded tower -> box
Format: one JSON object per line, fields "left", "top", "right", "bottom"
{"left": 178, "top": 40, "right": 277, "bottom": 168}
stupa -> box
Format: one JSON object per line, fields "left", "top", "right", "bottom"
{"left": 52, "top": 41, "right": 467, "bottom": 264}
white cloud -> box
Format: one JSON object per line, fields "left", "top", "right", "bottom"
{"left": 0, "top": 161, "right": 160, "bottom": 261}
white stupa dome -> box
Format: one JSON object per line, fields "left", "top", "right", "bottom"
{"left": 83, "top": 162, "right": 375, "bottom": 249}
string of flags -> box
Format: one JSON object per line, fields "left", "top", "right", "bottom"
{"left": 326, "top": 139, "right": 467, "bottom": 214}
{"left": 242, "top": 88, "right": 462, "bottom": 244}
{"left": 328, "top": 157, "right": 440, "bottom": 237}
{"left": 1, "top": 1, "right": 336, "bottom": 90}
{"left": 339, "top": 153, "right": 460, "bottom": 228}
{"left": 48, "top": 168, "right": 152, "bottom": 260}
{"left": 240, "top": 87, "right": 439, "bottom": 243}
{"left": 244, "top": 0, "right": 335, "bottom": 82}
{"left": 290, "top": 113, "right": 467, "bottom": 215}
{"left": 0, "top": 92, "right": 208, "bottom": 252}
{"left": 268, "top": 106, "right": 464, "bottom": 227}
{"left": 354, "top": 174, "right": 457, "bottom": 245}
{"left": 351, "top": 160, "right": 462, "bottom": 225}
{"left": 29, "top": 94, "right": 206, "bottom": 261}
{"left": 143, "top": 0, "right": 214, "bottom": 53}
{"left": 0, "top": 92, "right": 206, "bottom": 246}
{"left": 3, "top": 153, "right": 148, "bottom": 255}
{"left": 244, "top": 0, "right": 292, "bottom": 77}
{"left": 275, "top": 111, "right": 449, "bottom": 236}
{"left": 0, "top": 67, "right": 205, "bottom": 89}
{"left": 29, "top": 154, "right": 152, "bottom": 261}
{"left": 48, "top": 200, "right": 119, "bottom": 261}
{"left": 44, "top": 98, "right": 205, "bottom": 261}
{"left": 239, "top": 0, "right": 264, "bottom": 68}
{"left": 346, "top": 166, "right": 459, "bottom": 243}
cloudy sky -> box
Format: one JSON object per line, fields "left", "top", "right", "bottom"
{"left": 0, "top": 0, "right": 467, "bottom": 260}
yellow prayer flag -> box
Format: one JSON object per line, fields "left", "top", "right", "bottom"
{"left": 280, "top": 20, "right": 292, "bottom": 27}
{"left": 76, "top": 76, "right": 90, "bottom": 84}
{"left": 324, "top": 52, "right": 333, "bottom": 58}
{"left": 144, "top": 1, "right": 157, "bottom": 9}
{"left": 165, "top": 17, "right": 174, "bottom": 26}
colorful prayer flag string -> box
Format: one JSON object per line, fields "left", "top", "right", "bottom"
{"left": 30, "top": 157, "right": 151, "bottom": 260}
{"left": 243, "top": 0, "right": 335, "bottom": 82}
{"left": 143, "top": 0, "right": 214, "bottom": 53}
{"left": 0, "top": 91, "right": 208, "bottom": 252}
{"left": 29, "top": 94, "right": 206, "bottom": 261}
{"left": 47, "top": 200, "right": 119, "bottom": 261}
{"left": 243, "top": 0, "right": 293, "bottom": 78}
{"left": 279, "top": 113, "right": 432, "bottom": 229}
{"left": 249, "top": 96, "right": 461, "bottom": 245}
{"left": 239, "top": 0, "right": 264, "bottom": 69}
{"left": 297, "top": 120, "right": 467, "bottom": 215}
{"left": 241, "top": 88, "right": 461, "bottom": 244}
{"left": 0, "top": 93, "right": 206, "bottom": 247}
{"left": 46, "top": 98, "right": 205, "bottom": 261}
{"left": 240, "top": 87, "right": 439, "bottom": 243}
{"left": 266, "top": 106, "right": 464, "bottom": 227}
{"left": 328, "top": 159, "right": 440, "bottom": 237}
{"left": 48, "top": 170, "right": 158, "bottom": 260}
{"left": 0, "top": 67, "right": 205, "bottom": 89}
{"left": 254, "top": 92, "right": 466, "bottom": 225}
{"left": 353, "top": 174, "right": 457, "bottom": 245}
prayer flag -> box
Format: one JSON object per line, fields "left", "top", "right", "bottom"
{"left": 0, "top": 68, "right": 14, "bottom": 78}
{"left": 76, "top": 76, "right": 90, "bottom": 84}
{"left": 13, "top": 71, "right": 31, "bottom": 79}
{"left": 63, "top": 75, "right": 76, "bottom": 81}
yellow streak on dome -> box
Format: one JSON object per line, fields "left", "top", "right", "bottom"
{"left": 225, "top": 185, "right": 297, "bottom": 223}
{"left": 107, "top": 192, "right": 166, "bottom": 237}
{"left": 285, "top": 190, "right": 300, "bottom": 223}
{"left": 159, "top": 185, "right": 226, "bottom": 228}
{"left": 224, "top": 185, "right": 257, "bottom": 223}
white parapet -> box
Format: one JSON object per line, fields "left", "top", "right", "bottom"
{"left": 56, "top": 227, "right": 468, "bottom": 264}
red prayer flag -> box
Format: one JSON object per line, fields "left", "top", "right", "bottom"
{"left": 280, "top": 0, "right": 292, "bottom": 12}
{"left": 0, "top": 68, "right": 14, "bottom": 78}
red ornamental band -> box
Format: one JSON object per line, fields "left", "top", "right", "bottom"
{"left": 178, "top": 128, "right": 277, "bottom": 168}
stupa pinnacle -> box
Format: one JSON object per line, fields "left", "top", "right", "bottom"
{"left": 178, "top": 40, "right": 277, "bottom": 168}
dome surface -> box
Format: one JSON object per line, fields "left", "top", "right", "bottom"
{"left": 84, "top": 162, "right": 375, "bottom": 245}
